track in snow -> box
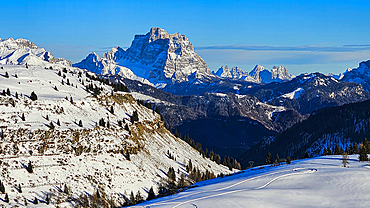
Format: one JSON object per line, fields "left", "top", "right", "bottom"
{"left": 141, "top": 168, "right": 317, "bottom": 208}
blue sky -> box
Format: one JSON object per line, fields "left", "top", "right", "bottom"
{"left": 1, "top": 0, "right": 370, "bottom": 75}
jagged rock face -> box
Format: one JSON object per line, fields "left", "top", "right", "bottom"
{"left": 246, "top": 73, "right": 370, "bottom": 114}
{"left": 74, "top": 27, "right": 213, "bottom": 85}
{"left": 214, "top": 64, "right": 295, "bottom": 84}
{"left": 341, "top": 60, "right": 370, "bottom": 92}
{"left": 0, "top": 37, "right": 71, "bottom": 66}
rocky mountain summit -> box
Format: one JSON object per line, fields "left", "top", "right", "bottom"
{"left": 0, "top": 37, "right": 71, "bottom": 66}
{"left": 340, "top": 59, "right": 370, "bottom": 92}
{"left": 74, "top": 27, "right": 215, "bottom": 86}
{"left": 214, "top": 64, "right": 295, "bottom": 83}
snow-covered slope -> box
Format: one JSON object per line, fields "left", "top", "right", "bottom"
{"left": 0, "top": 64, "right": 231, "bottom": 207}
{"left": 0, "top": 38, "right": 71, "bottom": 67}
{"left": 137, "top": 155, "right": 370, "bottom": 208}
{"left": 74, "top": 27, "right": 215, "bottom": 86}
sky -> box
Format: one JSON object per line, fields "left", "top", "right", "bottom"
{"left": 1, "top": 0, "right": 370, "bottom": 75}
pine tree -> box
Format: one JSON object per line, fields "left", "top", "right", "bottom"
{"left": 107, "top": 121, "right": 110, "bottom": 128}
{"left": 131, "top": 110, "right": 139, "bottom": 123}
{"left": 57, "top": 119, "right": 61, "bottom": 126}
{"left": 18, "top": 184, "right": 22, "bottom": 193}
{"left": 348, "top": 143, "right": 353, "bottom": 155}
{"left": 15, "top": 92, "right": 18, "bottom": 99}
{"left": 46, "top": 115, "right": 49, "bottom": 120}
{"left": 26, "top": 161, "right": 33, "bottom": 173}
{"left": 45, "top": 194, "right": 50, "bottom": 204}
{"left": 135, "top": 191, "right": 144, "bottom": 204}
{"left": 265, "top": 152, "right": 272, "bottom": 164}
{"left": 147, "top": 186, "right": 155, "bottom": 201}
{"left": 304, "top": 151, "right": 310, "bottom": 158}
{"left": 58, "top": 71, "right": 62, "bottom": 76}
{"left": 286, "top": 156, "right": 291, "bottom": 164}
{"left": 0, "top": 180, "right": 5, "bottom": 193}
{"left": 21, "top": 113, "right": 25, "bottom": 121}
{"left": 359, "top": 146, "right": 368, "bottom": 161}
{"left": 353, "top": 142, "right": 359, "bottom": 154}
{"left": 66, "top": 78, "right": 70, "bottom": 85}
{"left": 99, "top": 118, "right": 105, "bottom": 127}
{"left": 125, "top": 150, "right": 130, "bottom": 161}
{"left": 5, "top": 193, "right": 9, "bottom": 203}
{"left": 110, "top": 106, "right": 114, "bottom": 114}
{"left": 6, "top": 88, "right": 10, "bottom": 96}
{"left": 327, "top": 147, "right": 333, "bottom": 155}
{"left": 30, "top": 91, "right": 37, "bottom": 101}
{"left": 363, "top": 138, "right": 370, "bottom": 154}
{"left": 63, "top": 184, "right": 69, "bottom": 194}
{"left": 49, "top": 121, "right": 55, "bottom": 129}
{"left": 33, "top": 197, "right": 38, "bottom": 204}
{"left": 188, "top": 159, "right": 193, "bottom": 172}
{"left": 5, "top": 71, "right": 9, "bottom": 78}
{"left": 54, "top": 86, "right": 58, "bottom": 91}
{"left": 78, "top": 120, "right": 83, "bottom": 127}
{"left": 1, "top": 129, "right": 4, "bottom": 139}
{"left": 118, "top": 120, "right": 122, "bottom": 127}
{"left": 276, "top": 154, "right": 281, "bottom": 164}
{"left": 70, "top": 96, "right": 73, "bottom": 104}
{"left": 334, "top": 144, "right": 340, "bottom": 155}
{"left": 124, "top": 124, "right": 129, "bottom": 132}
{"left": 24, "top": 198, "right": 28, "bottom": 206}
{"left": 129, "top": 191, "right": 136, "bottom": 205}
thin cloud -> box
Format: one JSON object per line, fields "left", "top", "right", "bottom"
{"left": 195, "top": 45, "right": 370, "bottom": 53}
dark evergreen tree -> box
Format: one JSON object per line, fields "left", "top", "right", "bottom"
{"left": 348, "top": 143, "right": 353, "bottom": 155}
{"left": 45, "top": 194, "right": 50, "bottom": 204}
{"left": 26, "top": 161, "right": 33, "bottom": 173}
{"left": 0, "top": 180, "right": 5, "bottom": 193}
{"left": 322, "top": 147, "right": 327, "bottom": 155}
{"left": 129, "top": 191, "right": 136, "bottom": 205}
{"left": 5, "top": 71, "right": 9, "bottom": 78}
{"left": 147, "top": 186, "right": 155, "bottom": 201}
{"left": 125, "top": 150, "right": 130, "bottom": 161}
{"left": 63, "top": 184, "right": 69, "bottom": 194}
{"left": 118, "top": 120, "right": 122, "bottom": 127}
{"left": 276, "top": 154, "right": 281, "bottom": 164}
{"left": 286, "top": 156, "right": 291, "bottom": 164}
{"left": 18, "top": 184, "right": 22, "bottom": 193}
{"left": 5, "top": 193, "right": 9, "bottom": 203}
{"left": 54, "top": 86, "right": 58, "bottom": 91}
{"left": 15, "top": 92, "right": 18, "bottom": 99}
{"left": 58, "top": 71, "right": 62, "bottom": 76}
{"left": 327, "top": 147, "right": 333, "bottom": 155}
{"left": 99, "top": 118, "right": 105, "bottom": 127}
{"left": 66, "top": 78, "right": 70, "bottom": 85}
{"left": 131, "top": 111, "right": 139, "bottom": 123}
{"left": 107, "top": 121, "right": 110, "bottom": 128}
{"left": 135, "top": 191, "right": 144, "bottom": 204}
{"left": 353, "top": 142, "right": 359, "bottom": 154}
{"left": 6, "top": 88, "right": 10, "bottom": 96}
{"left": 124, "top": 124, "right": 129, "bottom": 132}
{"left": 30, "top": 91, "right": 37, "bottom": 101}
{"left": 49, "top": 121, "right": 54, "bottom": 129}
{"left": 21, "top": 113, "right": 25, "bottom": 121}
{"left": 359, "top": 146, "right": 368, "bottom": 161}
{"left": 110, "top": 106, "right": 114, "bottom": 114}
{"left": 334, "top": 144, "right": 341, "bottom": 155}
{"left": 78, "top": 120, "right": 83, "bottom": 127}
{"left": 1, "top": 129, "right": 4, "bottom": 139}
{"left": 70, "top": 96, "right": 73, "bottom": 104}
{"left": 57, "top": 119, "right": 60, "bottom": 126}
{"left": 24, "top": 198, "right": 27, "bottom": 206}
{"left": 363, "top": 138, "right": 370, "bottom": 154}
{"left": 33, "top": 197, "right": 38, "bottom": 204}
{"left": 304, "top": 151, "right": 310, "bottom": 158}
{"left": 265, "top": 152, "right": 273, "bottom": 164}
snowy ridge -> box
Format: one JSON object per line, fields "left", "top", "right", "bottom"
{"left": 0, "top": 37, "right": 71, "bottom": 67}
{"left": 0, "top": 64, "right": 231, "bottom": 207}
{"left": 280, "top": 87, "right": 304, "bottom": 99}
{"left": 213, "top": 64, "right": 295, "bottom": 83}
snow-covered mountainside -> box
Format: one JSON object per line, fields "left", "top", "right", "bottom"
{"left": 244, "top": 72, "right": 370, "bottom": 114}
{"left": 74, "top": 27, "right": 215, "bottom": 86}
{"left": 340, "top": 59, "right": 370, "bottom": 92}
{"left": 137, "top": 155, "right": 370, "bottom": 208}
{"left": 214, "top": 65, "right": 295, "bottom": 83}
{"left": 0, "top": 38, "right": 71, "bottom": 67}
{"left": 0, "top": 64, "right": 231, "bottom": 207}
{"left": 240, "top": 98, "right": 370, "bottom": 166}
